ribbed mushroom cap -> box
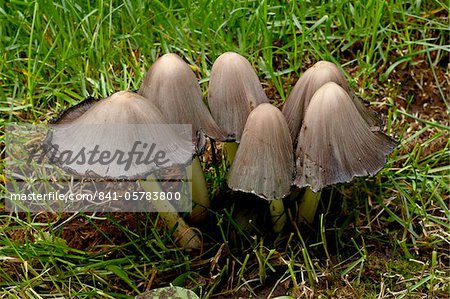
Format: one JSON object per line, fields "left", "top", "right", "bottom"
{"left": 228, "top": 103, "right": 294, "bottom": 200}
{"left": 282, "top": 61, "right": 379, "bottom": 145}
{"left": 294, "top": 82, "right": 397, "bottom": 191}
{"left": 45, "top": 91, "right": 193, "bottom": 179}
{"left": 138, "top": 53, "right": 227, "bottom": 142}
{"left": 208, "top": 52, "right": 269, "bottom": 141}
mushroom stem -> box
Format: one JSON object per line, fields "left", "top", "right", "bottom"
{"left": 187, "top": 156, "right": 210, "bottom": 223}
{"left": 298, "top": 187, "right": 321, "bottom": 224}
{"left": 141, "top": 176, "right": 202, "bottom": 251}
{"left": 269, "top": 199, "right": 287, "bottom": 233}
{"left": 223, "top": 142, "right": 239, "bottom": 165}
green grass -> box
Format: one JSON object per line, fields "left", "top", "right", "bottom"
{"left": 1, "top": 0, "right": 449, "bottom": 298}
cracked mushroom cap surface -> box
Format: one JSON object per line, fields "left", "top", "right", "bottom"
{"left": 294, "top": 82, "right": 397, "bottom": 191}
{"left": 45, "top": 91, "right": 193, "bottom": 179}
{"left": 228, "top": 103, "right": 294, "bottom": 200}
{"left": 282, "top": 60, "right": 379, "bottom": 145}
{"left": 138, "top": 53, "right": 227, "bottom": 142}
{"left": 208, "top": 52, "right": 269, "bottom": 141}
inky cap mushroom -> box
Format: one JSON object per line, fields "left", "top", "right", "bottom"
{"left": 294, "top": 82, "right": 397, "bottom": 192}
{"left": 138, "top": 53, "right": 227, "bottom": 143}
{"left": 208, "top": 52, "right": 269, "bottom": 141}
{"left": 283, "top": 60, "right": 380, "bottom": 145}
{"left": 139, "top": 54, "right": 229, "bottom": 221}
{"left": 45, "top": 91, "right": 193, "bottom": 179}
{"left": 228, "top": 103, "right": 293, "bottom": 200}
{"left": 228, "top": 103, "right": 293, "bottom": 232}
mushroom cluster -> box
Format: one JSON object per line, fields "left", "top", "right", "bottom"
{"left": 217, "top": 57, "right": 396, "bottom": 230}
{"left": 49, "top": 53, "right": 396, "bottom": 249}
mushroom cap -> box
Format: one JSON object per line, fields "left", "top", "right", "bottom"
{"left": 45, "top": 91, "right": 193, "bottom": 179}
{"left": 283, "top": 60, "right": 380, "bottom": 146}
{"left": 228, "top": 103, "right": 294, "bottom": 200}
{"left": 138, "top": 53, "right": 227, "bottom": 142}
{"left": 294, "top": 82, "right": 397, "bottom": 191}
{"left": 208, "top": 52, "right": 269, "bottom": 141}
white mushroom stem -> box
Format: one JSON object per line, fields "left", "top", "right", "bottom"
{"left": 298, "top": 187, "right": 321, "bottom": 224}
{"left": 187, "top": 157, "right": 210, "bottom": 223}
{"left": 223, "top": 142, "right": 239, "bottom": 165}
{"left": 269, "top": 199, "right": 287, "bottom": 233}
{"left": 141, "top": 176, "right": 202, "bottom": 251}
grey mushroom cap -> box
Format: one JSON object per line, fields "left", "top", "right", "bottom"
{"left": 46, "top": 91, "right": 194, "bottom": 179}
{"left": 138, "top": 53, "right": 228, "bottom": 142}
{"left": 282, "top": 60, "right": 380, "bottom": 145}
{"left": 294, "top": 82, "right": 397, "bottom": 192}
{"left": 208, "top": 52, "right": 269, "bottom": 141}
{"left": 228, "top": 103, "right": 294, "bottom": 200}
